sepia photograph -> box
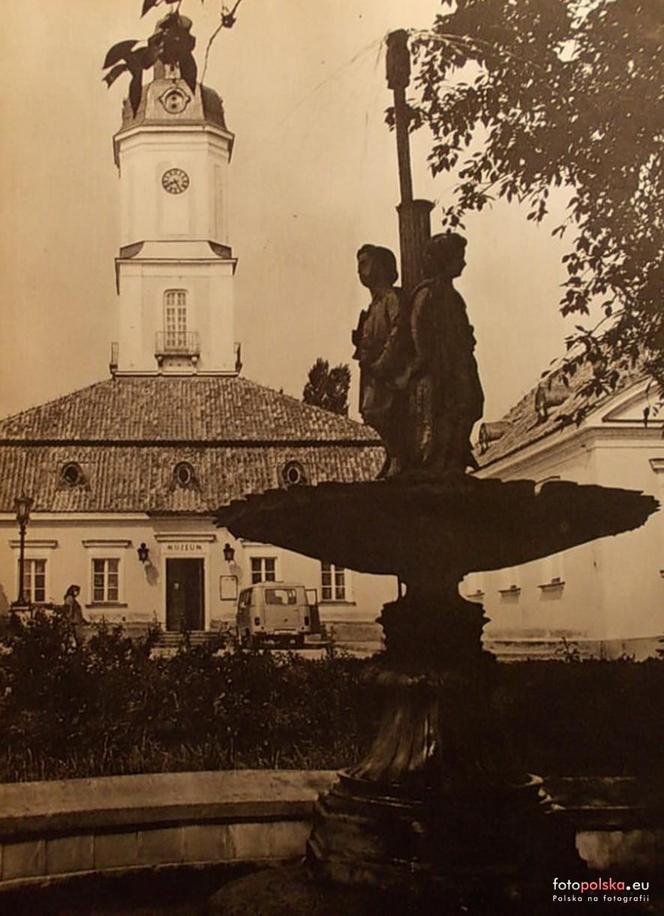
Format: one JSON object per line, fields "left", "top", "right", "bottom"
{"left": 0, "top": 0, "right": 662, "bottom": 913}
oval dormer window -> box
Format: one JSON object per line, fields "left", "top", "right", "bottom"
{"left": 61, "top": 462, "right": 85, "bottom": 487}
{"left": 174, "top": 462, "right": 195, "bottom": 488}
{"left": 281, "top": 460, "right": 307, "bottom": 488}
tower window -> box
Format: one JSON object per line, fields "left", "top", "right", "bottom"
{"left": 164, "top": 290, "right": 188, "bottom": 350}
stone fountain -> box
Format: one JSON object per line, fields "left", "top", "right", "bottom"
{"left": 211, "top": 232, "right": 657, "bottom": 914}
{"left": 210, "top": 29, "right": 657, "bottom": 914}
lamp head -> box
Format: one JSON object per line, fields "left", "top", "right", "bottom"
{"left": 14, "top": 494, "right": 33, "bottom": 526}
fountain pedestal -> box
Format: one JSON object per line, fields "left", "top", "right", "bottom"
{"left": 307, "top": 581, "right": 577, "bottom": 907}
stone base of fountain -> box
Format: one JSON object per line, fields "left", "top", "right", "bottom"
{"left": 307, "top": 770, "right": 578, "bottom": 893}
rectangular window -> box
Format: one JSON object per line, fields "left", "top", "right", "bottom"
{"left": 164, "top": 290, "right": 187, "bottom": 349}
{"left": 321, "top": 561, "right": 346, "bottom": 601}
{"left": 92, "top": 558, "right": 120, "bottom": 603}
{"left": 250, "top": 557, "right": 276, "bottom": 584}
{"left": 19, "top": 559, "right": 46, "bottom": 603}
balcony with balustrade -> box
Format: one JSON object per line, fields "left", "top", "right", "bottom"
{"left": 155, "top": 331, "right": 200, "bottom": 368}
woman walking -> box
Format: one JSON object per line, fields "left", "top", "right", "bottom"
{"left": 63, "top": 584, "right": 88, "bottom": 647}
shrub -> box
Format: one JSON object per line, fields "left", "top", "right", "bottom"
{"left": 0, "top": 611, "right": 372, "bottom": 781}
{"left": 494, "top": 657, "right": 664, "bottom": 776}
{"left": 1, "top": 613, "right": 664, "bottom": 782}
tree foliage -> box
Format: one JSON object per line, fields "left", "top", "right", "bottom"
{"left": 411, "top": 0, "right": 663, "bottom": 397}
{"left": 303, "top": 359, "right": 351, "bottom": 416}
{"left": 103, "top": 10, "right": 197, "bottom": 116}
{"left": 103, "top": 0, "right": 244, "bottom": 116}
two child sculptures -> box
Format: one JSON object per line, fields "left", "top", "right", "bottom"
{"left": 352, "top": 233, "right": 484, "bottom": 478}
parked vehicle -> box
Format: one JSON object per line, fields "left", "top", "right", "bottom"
{"left": 236, "top": 582, "right": 322, "bottom": 648}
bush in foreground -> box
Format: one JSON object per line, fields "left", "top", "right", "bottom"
{"left": 1, "top": 611, "right": 663, "bottom": 782}
{"left": 0, "top": 611, "right": 371, "bottom": 781}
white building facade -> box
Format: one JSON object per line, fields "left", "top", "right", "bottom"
{"left": 470, "top": 372, "right": 664, "bottom": 659}
{"left": 0, "top": 66, "right": 395, "bottom": 637}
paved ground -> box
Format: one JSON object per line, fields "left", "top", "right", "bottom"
{"left": 4, "top": 861, "right": 662, "bottom": 916}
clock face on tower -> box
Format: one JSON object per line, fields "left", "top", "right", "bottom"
{"left": 162, "top": 168, "right": 190, "bottom": 194}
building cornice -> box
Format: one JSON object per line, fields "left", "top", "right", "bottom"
{"left": 478, "top": 424, "right": 663, "bottom": 479}
{"left": 115, "top": 122, "right": 234, "bottom": 144}
{"left": 110, "top": 370, "right": 240, "bottom": 379}
{"left": 0, "top": 513, "right": 149, "bottom": 523}
{"left": 82, "top": 539, "right": 133, "bottom": 549}
{"left": 113, "top": 122, "right": 235, "bottom": 167}
{"left": 8, "top": 539, "right": 58, "bottom": 549}
{"left": 116, "top": 258, "right": 238, "bottom": 267}
{"left": 478, "top": 376, "right": 655, "bottom": 473}
{"left": 114, "top": 254, "right": 237, "bottom": 291}
{"left": 154, "top": 533, "right": 217, "bottom": 543}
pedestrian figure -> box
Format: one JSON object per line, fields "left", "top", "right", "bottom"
{"left": 63, "top": 584, "right": 88, "bottom": 647}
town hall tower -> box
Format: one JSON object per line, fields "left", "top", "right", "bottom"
{"left": 113, "top": 62, "right": 239, "bottom": 375}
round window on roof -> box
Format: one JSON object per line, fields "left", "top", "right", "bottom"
{"left": 61, "top": 462, "right": 84, "bottom": 487}
{"left": 281, "top": 460, "right": 307, "bottom": 488}
{"left": 174, "top": 462, "right": 195, "bottom": 488}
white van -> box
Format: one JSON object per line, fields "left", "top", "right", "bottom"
{"left": 236, "top": 582, "right": 321, "bottom": 647}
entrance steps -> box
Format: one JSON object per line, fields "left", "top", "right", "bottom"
{"left": 155, "top": 630, "right": 221, "bottom": 649}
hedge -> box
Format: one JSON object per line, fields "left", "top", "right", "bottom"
{"left": 0, "top": 610, "right": 662, "bottom": 782}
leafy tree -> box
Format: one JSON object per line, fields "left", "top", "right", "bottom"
{"left": 303, "top": 359, "right": 351, "bottom": 416}
{"left": 103, "top": 0, "right": 244, "bottom": 115}
{"left": 410, "top": 0, "right": 663, "bottom": 398}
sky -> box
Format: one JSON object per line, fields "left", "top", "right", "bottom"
{"left": 0, "top": 0, "right": 575, "bottom": 424}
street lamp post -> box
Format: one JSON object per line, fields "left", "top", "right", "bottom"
{"left": 386, "top": 29, "right": 434, "bottom": 297}
{"left": 13, "top": 494, "right": 33, "bottom": 609}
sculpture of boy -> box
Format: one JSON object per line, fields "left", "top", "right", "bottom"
{"left": 405, "top": 232, "right": 484, "bottom": 473}
{"left": 352, "top": 245, "right": 410, "bottom": 477}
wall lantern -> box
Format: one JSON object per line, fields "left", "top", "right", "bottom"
{"left": 137, "top": 542, "right": 150, "bottom": 564}
{"left": 223, "top": 542, "right": 235, "bottom": 563}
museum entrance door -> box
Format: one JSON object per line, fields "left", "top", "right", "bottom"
{"left": 166, "top": 558, "right": 205, "bottom": 631}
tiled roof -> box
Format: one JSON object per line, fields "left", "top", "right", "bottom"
{"left": 0, "top": 376, "right": 379, "bottom": 444}
{"left": 477, "top": 359, "right": 646, "bottom": 468}
{"left": 0, "top": 376, "right": 383, "bottom": 513}
{"left": 0, "top": 444, "right": 383, "bottom": 513}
